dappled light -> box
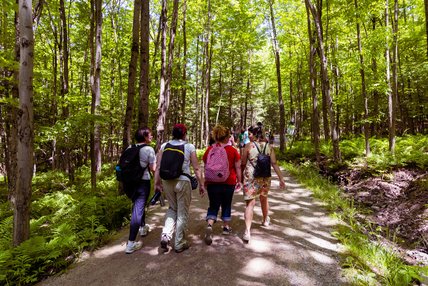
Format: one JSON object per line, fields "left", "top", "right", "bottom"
{"left": 40, "top": 170, "right": 347, "bottom": 285}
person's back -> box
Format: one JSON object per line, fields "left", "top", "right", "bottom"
{"left": 202, "top": 125, "right": 242, "bottom": 245}
{"left": 155, "top": 124, "right": 206, "bottom": 253}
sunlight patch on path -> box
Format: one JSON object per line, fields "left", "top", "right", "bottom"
{"left": 240, "top": 257, "right": 276, "bottom": 277}
{"left": 92, "top": 243, "right": 124, "bottom": 259}
{"left": 308, "top": 250, "right": 337, "bottom": 264}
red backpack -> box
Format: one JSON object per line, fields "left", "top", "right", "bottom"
{"left": 205, "top": 144, "right": 230, "bottom": 182}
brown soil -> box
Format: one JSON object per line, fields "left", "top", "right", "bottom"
{"left": 334, "top": 167, "right": 428, "bottom": 266}
{"left": 39, "top": 171, "right": 347, "bottom": 286}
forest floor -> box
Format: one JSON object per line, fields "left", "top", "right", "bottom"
{"left": 39, "top": 170, "right": 348, "bottom": 286}
{"left": 324, "top": 164, "right": 428, "bottom": 266}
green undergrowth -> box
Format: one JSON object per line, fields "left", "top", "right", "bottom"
{"left": 0, "top": 164, "right": 131, "bottom": 285}
{"left": 283, "top": 134, "right": 428, "bottom": 174}
{"left": 282, "top": 161, "right": 427, "bottom": 285}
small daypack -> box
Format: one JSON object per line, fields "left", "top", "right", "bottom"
{"left": 159, "top": 143, "right": 185, "bottom": 180}
{"left": 205, "top": 144, "right": 230, "bottom": 182}
{"left": 116, "top": 144, "right": 147, "bottom": 198}
{"left": 252, "top": 142, "right": 271, "bottom": 178}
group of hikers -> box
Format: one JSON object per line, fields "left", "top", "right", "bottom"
{"left": 119, "top": 123, "right": 286, "bottom": 254}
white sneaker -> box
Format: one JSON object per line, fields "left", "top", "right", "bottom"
{"left": 139, "top": 225, "right": 150, "bottom": 236}
{"left": 125, "top": 241, "right": 142, "bottom": 254}
{"left": 242, "top": 231, "right": 251, "bottom": 243}
{"left": 262, "top": 216, "right": 271, "bottom": 227}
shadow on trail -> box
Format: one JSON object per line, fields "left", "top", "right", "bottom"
{"left": 40, "top": 170, "right": 346, "bottom": 286}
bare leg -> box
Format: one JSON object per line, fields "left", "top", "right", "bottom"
{"left": 260, "top": 194, "right": 269, "bottom": 222}
{"left": 244, "top": 199, "right": 256, "bottom": 234}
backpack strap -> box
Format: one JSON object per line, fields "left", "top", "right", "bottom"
{"left": 135, "top": 143, "right": 149, "bottom": 174}
{"left": 262, "top": 142, "right": 268, "bottom": 155}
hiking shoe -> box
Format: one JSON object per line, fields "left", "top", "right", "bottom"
{"left": 125, "top": 241, "right": 142, "bottom": 254}
{"left": 204, "top": 226, "right": 213, "bottom": 245}
{"left": 242, "top": 231, "right": 251, "bottom": 243}
{"left": 160, "top": 234, "right": 169, "bottom": 250}
{"left": 262, "top": 216, "right": 271, "bottom": 227}
{"left": 222, "top": 226, "right": 232, "bottom": 235}
{"left": 139, "top": 225, "right": 150, "bottom": 237}
{"left": 175, "top": 242, "right": 190, "bottom": 253}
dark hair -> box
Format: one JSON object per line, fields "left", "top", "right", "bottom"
{"left": 248, "top": 125, "right": 264, "bottom": 140}
{"left": 135, "top": 127, "right": 151, "bottom": 143}
{"left": 172, "top": 124, "right": 187, "bottom": 140}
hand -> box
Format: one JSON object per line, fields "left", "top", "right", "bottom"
{"left": 279, "top": 180, "right": 286, "bottom": 190}
{"left": 155, "top": 183, "right": 163, "bottom": 193}
{"left": 199, "top": 186, "right": 206, "bottom": 197}
{"left": 234, "top": 182, "right": 243, "bottom": 193}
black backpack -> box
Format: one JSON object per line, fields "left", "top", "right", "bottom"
{"left": 159, "top": 143, "right": 185, "bottom": 180}
{"left": 252, "top": 142, "right": 271, "bottom": 178}
{"left": 116, "top": 144, "right": 147, "bottom": 186}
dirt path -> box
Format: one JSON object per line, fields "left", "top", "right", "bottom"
{"left": 40, "top": 170, "right": 346, "bottom": 286}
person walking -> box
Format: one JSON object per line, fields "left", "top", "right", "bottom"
{"left": 241, "top": 125, "right": 286, "bottom": 243}
{"left": 125, "top": 127, "right": 157, "bottom": 254}
{"left": 154, "top": 124, "right": 206, "bottom": 253}
{"left": 202, "top": 125, "right": 242, "bottom": 245}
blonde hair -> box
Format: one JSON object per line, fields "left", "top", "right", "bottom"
{"left": 211, "top": 125, "right": 230, "bottom": 142}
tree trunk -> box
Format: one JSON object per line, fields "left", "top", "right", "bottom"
{"left": 385, "top": 0, "right": 396, "bottom": 152}
{"left": 156, "top": 0, "right": 169, "bottom": 151}
{"left": 306, "top": 0, "right": 341, "bottom": 162}
{"left": 138, "top": 0, "right": 149, "bottom": 128}
{"left": 269, "top": 0, "right": 286, "bottom": 152}
{"left": 13, "top": 0, "right": 34, "bottom": 246}
{"left": 181, "top": 0, "right": 187, "bottom": 123}
{"left": 425, "top": 0, "right": 428, "bottom": 57}
{"left": 123, "top": 0, "right": 141, "bottom": 149}
{"left": 59, "top": 0, "right": 73, "bottom": 181}
{"left": 90, "top": 0, "right": 102, "bottom": 190}
{"left": 354, "top": 0, "right": 370, "bottom": 156}
{"left": 156, "top": 0, "right": 179, "bottom": 150}
{"left": 306, "top": 2, "right": 320, "bottom": 163}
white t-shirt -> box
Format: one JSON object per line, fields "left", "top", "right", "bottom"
{"left": 160, "top": 139, "right": 196, "bottom": 181}
{"left": 137, "top": 143, "right": 156, "bottom": 180}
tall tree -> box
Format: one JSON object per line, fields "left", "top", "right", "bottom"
{"left": 425, "top": 0, "right": 428, "bottom": 57}
{"left": 269, "top": 0, "right": 286, "bottom": 152}
{"left": 305, "top": 0, "right": 341, "bottom": 162}
{"left": 203, "top": 0, "right": 212, "bottom": 147}
{"left": 13, "top": 0, "right": 34, "bottom": 246}
{"left": 385, "top": 0, "right": 396, "bottom": 152}
{"left": 138, "top": 0, "right": 150, "bottom": 128}
{"left": 354, "top": 0, "right": 370, "bottom": 156}
{"left": 123, "top": 0, "right": 141, "bottom": 149}
{"left": 306, "top": 2, "right": 320, "bottom": 163}
{"left": 90, "top": 0, "right": 102, "bottom": 190}
{"left": 180, "top": 0, "right": 188, "bottom": 123}
{"left": 156, "top": 0, "right": 167, "bottom": 150}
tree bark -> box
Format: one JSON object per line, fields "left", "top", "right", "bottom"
{"left": 156, "top": 0, "right": 179, "bottom": 150}
{"left": 59, "top": 0, "right": 73, "bottom": 181}
{"left": 306, "top": 0, "right": 341, "bottom": 162}
{"left": 13, "top": 0, "right": 34, "bottom": 246}
{"left": 306, "top": 2, "right": 320, "bottom": 163}
{"left": 425, "top": 0, "right": 428, "bottom": 57}
{"left": 123, "top": 0, "right": 141, "bottom": 149}
{"left": 385, "top": 0, "right": 396, "bottom": 152}
{"left": 90, "top": 0, "right": 102, "bottom": 190}
{"left": 181, "top": 0, "right": 187, "bottom": 123}
{"left": 354, "top": 0, "right": 370, "bottom": 156}
{"left": 269, "top": 0, "right": 286, "bottom": 152}
{"left": 138, "top": 0, "right": 149, "bottom": 128}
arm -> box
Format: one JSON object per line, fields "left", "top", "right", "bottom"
{"left": 240, "top": 144, "right": 250, "bottom": 183}
{"left": 154, "top": 151, "right": 163, "bottom": 192}
{"left": 270, "top": 148, "right": 286, "bottom": 189}
{"left": 190, "top": 151, "right": 206, "bottom": 197}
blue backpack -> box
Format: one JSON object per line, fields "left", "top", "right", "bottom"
{"left": 252, "top": 142, "right": 271, "bottom": 178}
